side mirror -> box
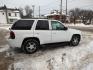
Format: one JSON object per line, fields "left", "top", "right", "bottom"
{"left": 63, "top": 27, "right": 68, "bottom": 30}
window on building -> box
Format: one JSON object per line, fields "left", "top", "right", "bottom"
{"left": 9, "top": 19, "right": 17, "bottom": 24}
{"left": 10, "top": 19, "right": 14, "bottom": 22}
{"left": 35, "top": 20, "right": 49, "bottom": 30}
{"left": 8, "top": 13, "right": 11, "bottom": 16}
{"left": 15, "top": 13, "right": 17, "bottom": 16}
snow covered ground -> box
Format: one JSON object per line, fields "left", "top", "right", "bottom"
{"left": 0, "top": 26, "right": 10, "bottom": 30}
{"left": 7, "top": 31, "right": 93, "bottom": 70}
{"left": 0, "top": 25, "right": 93, "bottom": 70}
{"left": 65, "top": 23, "right": 93, "bottom": 27}
{"left": 0, "top": 45, "right": 9, "bottom": 52}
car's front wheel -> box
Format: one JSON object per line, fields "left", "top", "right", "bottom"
{"left": 22, "top": 39, "right": 39, "bottom": 54}
{"left": 70, "top": 35, "right": 80, "bottom": 46}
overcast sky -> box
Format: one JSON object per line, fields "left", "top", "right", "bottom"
{"left": 0, "top": 0, "right": 93, "bottom": 16}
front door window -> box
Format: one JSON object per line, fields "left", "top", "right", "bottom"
{"left": 51, "top": 21, "right": 65, "bottom": 30}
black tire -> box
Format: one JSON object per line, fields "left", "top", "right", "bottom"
{"left": 70, "top": 35, "right": 80, "bottom": 46}
{"left": 22, "top": 39, "right": 39, "bottom": 54}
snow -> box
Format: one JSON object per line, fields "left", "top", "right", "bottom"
{"left": 7, "top": 31, "right": 93, "bottom": 70}
{"left": 0, "top": 27, "right": 10, "bottom": 30}
{"left": 7, "top": 40, "right": 93, "bottom": 70}
{"left": 0, "top": 45, "right": 9, "bottom": 52}
{"left": 81, "top": 63, "right": 93, "bottom": 70}
{"left": 0, "top": 24, "right": 12, "bottom": 30}
{"left": 65, "top": 23, "right": 93, "bottom": 27}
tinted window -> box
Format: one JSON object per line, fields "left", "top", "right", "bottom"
{"left": 36, "top": 20, "right": 49, "bottom": 30}
{"left": 51, "top": 21, "right": 65, "bottom": 30}
{"left": 11, "top": 20, "right": 34, "bottom": 30}
{"left": 9, "top": 13, "right": 11, "bottom": 16}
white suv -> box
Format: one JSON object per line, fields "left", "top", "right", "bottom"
{"left": 8, "top": 19, "right": 81, "bottom": 54}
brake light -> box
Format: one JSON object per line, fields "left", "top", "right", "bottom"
{"left": 10, "top": 31, "right": 15, "bottom": 39}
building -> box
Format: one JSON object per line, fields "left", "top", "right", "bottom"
{"left": 45, "top": 10, "right": 67, "bottom": 23}
{"left": 0, "top": 5, "right": 21, "bottom": 24}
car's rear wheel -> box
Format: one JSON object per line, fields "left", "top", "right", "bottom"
{"left": 22, "top": 39, "right": 39, "bottom": 54}
{"left": 70, "top": 35, "right": 80, "bottom": 46}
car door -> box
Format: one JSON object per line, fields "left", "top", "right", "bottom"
{"left": 51, "top": 20, "right": 69, "bottom": 43}
{"left": 34, "top": 20, "right": 51, "bottom": 44}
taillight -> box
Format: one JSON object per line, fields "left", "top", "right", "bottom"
{"left": 10, "top": 31, "right": 15, "bottom": 39}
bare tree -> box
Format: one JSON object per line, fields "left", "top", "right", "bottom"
{"left": 87, "top": 10, "right": 93, "bottom": 24}
{"left": 69, "top": 8, "right": 80, "bottom": 24}
{"left": 19, "top": 7, "right": 24, "bottom": 18}
{"left": 69, "top": 8, "right": 93, "bottom": 25}
{"left": 25, "top": 5, "right": 33, "bottom": 18}
{"left": 79, "top": 9, "right": 93, "bottom": 24}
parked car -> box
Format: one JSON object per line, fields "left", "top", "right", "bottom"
{"left": 7, "top": 19, "right": 82, "bottom": 54}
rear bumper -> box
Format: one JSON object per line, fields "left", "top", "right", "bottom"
{"left": 7, "top": 39, "right": 22, "bottom": 48}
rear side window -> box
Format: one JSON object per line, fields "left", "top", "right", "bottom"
{"left": 11, "top": 20, "right": 34, "bottom": 30}
{"left": 35, "top": 20, "right": 49, "bottom": 30}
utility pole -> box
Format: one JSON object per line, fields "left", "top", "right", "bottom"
{"left": 66, "top": 0, "right": 67, "bottom": 16}
{"left": 60, "top": 0, "right": 62, "bottom": 21}
{"left": 32, "top": 5, "right": 35, "bottom": 18}
{"left": 5, "top": 9, "right": 9, "bottom": 24}
{"left": 39, "top": 6, "right": 40, "bottom": 18}
{"left": 4, "top": 5, "right": 9, "bottom": 24}
{"left": 66, "top": 0, "right": 67, "bottom": 23}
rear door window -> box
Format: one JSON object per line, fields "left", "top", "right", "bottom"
{"left": 35, "top": 20, "right": 49, "bottom": 30}
{"left": 11, "top": 20, "right": 34, "bottom": 30}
